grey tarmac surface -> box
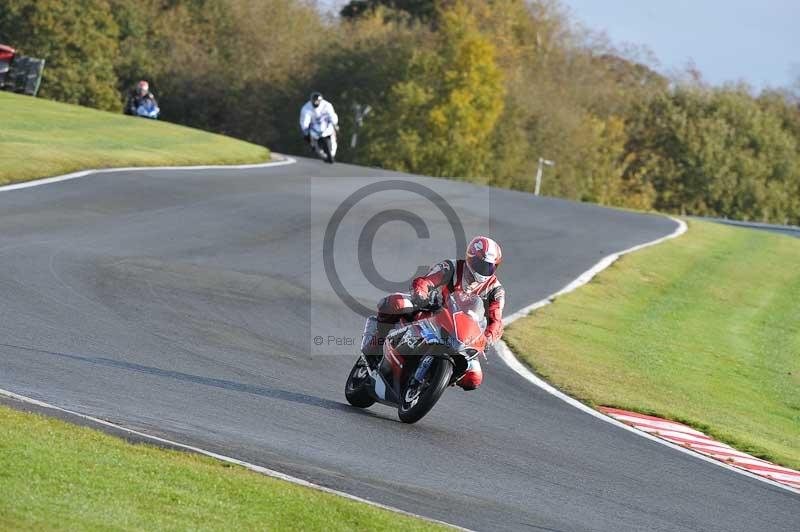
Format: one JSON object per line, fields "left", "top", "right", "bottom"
{"left": 1, "top": 158, "right": 797, "bottom": 532}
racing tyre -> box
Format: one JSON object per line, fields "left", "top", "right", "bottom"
{"left": 345, "top": 358, "right": 375, "bottom": 408}
{"left": 321, "top": 136, "right": 334, "bottom": 164}
{"left": 398, "top": 357, "right": 453, "bottom": 424}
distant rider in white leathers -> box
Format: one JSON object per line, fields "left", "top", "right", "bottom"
{"left": 299, "top": 91, "right": 338, "bottom": 147}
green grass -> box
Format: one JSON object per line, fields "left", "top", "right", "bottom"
{"left": 0, "top": 404, "right": 444, "bottom": 531}
{"left": 504, "top": 219, "right": 800, "bottom": 470}
{"left": 0, "top": 92, "right": 270, "bottom": 185}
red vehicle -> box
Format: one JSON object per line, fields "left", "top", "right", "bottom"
{"left": 0, "top": 45, "right": 15, "bottom": 86}
{"left": 345, "top": 291, "right": 487, "bottom": 423}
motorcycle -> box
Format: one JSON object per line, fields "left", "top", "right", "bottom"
{"left": 136, "top": 99, "right": 160, "bottom": 119}
{"left": 345, "top": 291, "right": 487, "bottom": 423}
{"left": 308, "top": 114, "right": 337, "bottom": 164}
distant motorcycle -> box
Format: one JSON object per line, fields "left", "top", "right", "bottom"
{"left": 308, "top": 114, "right": 337, "bottom": 164}
{"left": 136, "top": 99, "right": 160, "bottom": 119}
{"left": 345, "top": 291, "right": 487, "bottom": 423}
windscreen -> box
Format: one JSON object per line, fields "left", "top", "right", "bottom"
{"left": 448, "top": 291, "right": 486, "bottom": 331}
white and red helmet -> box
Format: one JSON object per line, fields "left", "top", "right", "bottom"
{"left": 465, "top": 236, "right": 502, "bottom": 282}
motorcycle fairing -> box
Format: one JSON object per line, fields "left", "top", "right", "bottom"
{"left": 360, "top": 291, "right": 488, "bottom": 408}
{"left": 417, "top": 319, "right": 440, "bottom": 344}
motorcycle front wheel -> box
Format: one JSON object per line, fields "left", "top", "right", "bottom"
{"left": 345, "top": 357, "right": 376, "bottom": 408}
{"left": 398, "top": 357, "right": 453, "bottom": 424}
{"left": 320, "top": 136, "right": 334, "bottom": 164}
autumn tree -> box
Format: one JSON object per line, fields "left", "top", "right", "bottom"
{"left": 340, "top": 0, "right": 441, "bottom": 22}
{"left": 361, "top": 2, "right": 505, "bottom": 178}
{"left": 625, "top": 85, "right": 800, "bottom": 223}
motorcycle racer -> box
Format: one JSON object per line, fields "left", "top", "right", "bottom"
{"left": 124, "top": 80, "right": 159, "bottom": 119}
{"left": 361, "top": 236, "right": 505, "bottom": 391}
{"left": 299, "top": 91, "right": 338, "bottom": 146}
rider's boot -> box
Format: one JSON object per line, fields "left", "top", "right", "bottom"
{"left": 456, "top": 359, "right": 483, "bottom": 391}
{"left": 360, "top": 316, "right": 392, "bottom": 369}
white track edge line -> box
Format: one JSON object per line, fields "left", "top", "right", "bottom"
{"left": 0, "top": 388, "right": 469, "bottom": 531}
{"left": 0, "top": 155, "right": 297, "bottom": 193}
{"left": 497, "top": 216, "right": 800, "bottom": 496}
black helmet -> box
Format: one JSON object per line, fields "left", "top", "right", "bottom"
{"left": 310, "top": 91, "right": 322, "bottom": 107}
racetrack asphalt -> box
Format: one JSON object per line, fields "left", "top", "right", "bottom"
{"left": 1, "top": 157, "right": 797, "bottom": 531}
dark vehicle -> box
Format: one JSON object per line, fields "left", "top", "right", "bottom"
{"left": 0, "top": 44, "right": 44, "bottom": 96}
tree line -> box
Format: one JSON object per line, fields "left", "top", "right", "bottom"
{"left": 2, "top": 0, "right": 799, "bottom": 224}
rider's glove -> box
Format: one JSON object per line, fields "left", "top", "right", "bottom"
{"left": 410, "top": 289, "right": 428, "bottom": 308}
{"left": 413, "top": 290, "right": 442, "bottom": 309}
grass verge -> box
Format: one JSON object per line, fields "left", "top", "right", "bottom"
{"left": 0, "top": 404, "right": 444, "bottom": 531}
{"left": 0, "top": 92, "right": 270, "bottom": 185}
{"left": 504, "top": 219, "right": 800, "bottom": 470}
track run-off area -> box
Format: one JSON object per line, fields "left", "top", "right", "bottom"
{"left": 1, "top": 158, "right": 797, "bottom": 531}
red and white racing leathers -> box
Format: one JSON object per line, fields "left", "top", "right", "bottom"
{"left": 375, "top": 259, "right": 506, "bottom": 390}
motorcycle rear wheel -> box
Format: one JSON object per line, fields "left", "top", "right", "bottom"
{"left": 345, "top": 358, "right": 376, "bottom": 408}
{"left": 398, "top": 358, "right": 453, "bottom": 424}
